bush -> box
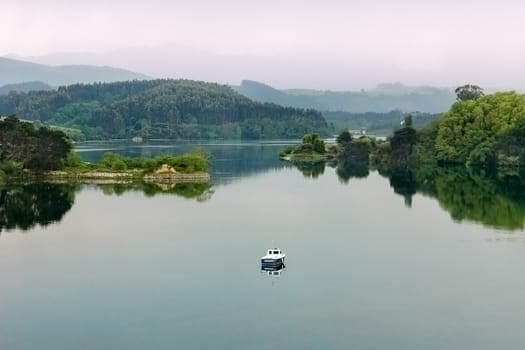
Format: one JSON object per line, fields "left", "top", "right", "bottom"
{"left": 0, "top": 162, "right": 23, "bottom": 176}
{"left": 111, "top": 159, "right": 128, "bottom": 171}
{"left": 279, "top": 146, "right": 295, "bottom": 158}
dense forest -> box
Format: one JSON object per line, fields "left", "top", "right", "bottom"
{"left": 375, "top": 88, "right": 525, "bottom": 168}
{"left": 0, "top": 116, "right": 72, "bottom": 174}
{"left": 0, "top": 79, "right": 329, "bottom": 141}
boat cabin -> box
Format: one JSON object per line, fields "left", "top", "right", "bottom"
{"left": 267, "top": 249, "right": 282, "bottom": 256}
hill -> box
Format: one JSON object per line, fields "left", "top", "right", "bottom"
{"left": 237, "top": 80, "right": 455, "bottom": 113}
{"left": 0, "top": 57, "right": 150, "bottom": 86}
{"left": 0, "top": 79, "right": 328, "bottom": 141}
{"left": 323, "top": 110, "right": 441, "bottom": 135}
{"left": 0, "top": 81, "right": 53, "bottom": 95}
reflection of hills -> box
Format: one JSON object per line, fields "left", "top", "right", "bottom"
{"left": 0, "top": 183, "right": 77, "bottom": 232}
{"left": 381, "top": 167, "right": 525, "bottom": 231}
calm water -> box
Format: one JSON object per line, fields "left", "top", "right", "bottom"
{"left": 1, "top": 141, "right": 525, "bottom": 350}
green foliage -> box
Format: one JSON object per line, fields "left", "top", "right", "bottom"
{"left": 435, "top": 92, "right": 525, "bottom": 165}
{"left": 96, "top": 152, "right": 209, "bottom": 173}
{"left": 0, "top": 80, "right": 328, "bottom": 140}
{"left": 336, "top": 129, "right": 352, "bottom": 144}
{"left": 300, "top": 133, "right": 325, "bottom": 153}
{"left": 0, "top": 116, "right": 72, "bottom": 172}
{"left": 337, "top": 137, "right": 371, "bottom": 163}
{"left": 64, "top": 151, "right": 86, "bottom": 169}
{"left": 279, "top": 146, "right": 295, "bottom": 158}
{"left": 389, "top": 126, "right": 417, "bottom": 166}
{"left": 455, "top": 84, "right": 484, "bottom": 101}
{"left": 402, "top": 114, "right": 413, "bottom": 128}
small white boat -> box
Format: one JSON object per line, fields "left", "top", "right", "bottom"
{"left": 261, "top": 248, "right": 286, "bottom": 266}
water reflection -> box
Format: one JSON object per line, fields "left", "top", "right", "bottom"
{"left": 77, "top": 141, "right": 293, "bottom": 185}
{"left": 380, "top": 167, "right": 525, "bottom": 231}
{"left": 0, "top": 182, "right": 212, "bottom": 232}
{"left": 293, "top": 161, "right": 326, "bottom": 179}
{"left": 335, "top": 161, "right": 370, "bottom": 184}
{"left": 291, "top": 159, "right": 369, "bottom": 184}
{"left": 97, "top": 182, "right": 213, "bottom": 201}
{"left": 291, "top": 157, "right": 525, "bottom": 231}
{"left": 0, "top": 183, "right": 77, "bottom": 232}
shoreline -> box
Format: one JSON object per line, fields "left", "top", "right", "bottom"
{"left": 1, "top": 171, "right": 211, "bottom": 184}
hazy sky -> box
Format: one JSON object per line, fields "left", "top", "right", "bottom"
{"left": 1, "top": 0, "right": 525, "bottom": 89}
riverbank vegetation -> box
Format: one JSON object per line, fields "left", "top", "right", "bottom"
{"left": 0, "top": 116, "right": 210, "bottom": 182}
{"left": 284, "top": 86, "right": 525, "bottom": 171}
{"left": 375, "top": 88, "right": 525, "bottom": 168}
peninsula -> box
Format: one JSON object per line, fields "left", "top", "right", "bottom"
{"left": 0, "top": 116, "right": 210, "bottom": 183}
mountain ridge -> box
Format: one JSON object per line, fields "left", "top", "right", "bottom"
{"left": 0, "top": 57, "right": 150, "bottom": 86}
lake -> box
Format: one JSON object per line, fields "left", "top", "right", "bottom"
{"left": 1, "top": 141, "right": 525, "bottom": 350}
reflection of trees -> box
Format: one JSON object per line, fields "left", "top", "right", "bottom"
{"left": 98, "top": 182, "right": 213, "bottom": 201}
{"left": 0, "top": 181, "right": 213, "bottom": 233}
{"left": 292, "top": 161, "right": 325, "bottom": 179}
{"left": 387, "top": 168, "right": 417, "bottom": 207}
{"left": 0, "top": 183, "right": 77, "bottom": 232}
{"left": 382, "top": 167, "right": 525, "bottom": 230}
{"left": 336, "top": 161, "right": 370, "bottom": 184}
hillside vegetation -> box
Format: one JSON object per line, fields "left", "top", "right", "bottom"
{"left": 0, "top": 79, "right": 328, "bottom": 140}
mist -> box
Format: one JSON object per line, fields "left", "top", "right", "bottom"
{"left": 1, "top": 0, "right": 524, "bottom": 89}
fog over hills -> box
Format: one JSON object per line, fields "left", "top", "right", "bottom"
{"left": 0, "top": 57, "right": 150, "bottom": 86}
{"left": 236, "top": 80, "right": 456, "bottom": 113}
{"left": 9, "top": 44, "right": 524, "bottom": 92}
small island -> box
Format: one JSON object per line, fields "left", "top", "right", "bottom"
{"left": 0, "top": 116, "right": 210, "bottom": 184}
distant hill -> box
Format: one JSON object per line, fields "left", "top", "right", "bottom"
{"left": 323, "top": 110, "right": 441, "bottom": 135}
{"left": 0, "top": 81, "right": 53, "bottom": 95}
{"left": 237, "top": 80, "right": 456, "bottom": 113}
{"left": 0, "top": 79, "right": 328, "bottom": 141}
{"left": 0, "top": 57, "right": 150, "bottom": 86}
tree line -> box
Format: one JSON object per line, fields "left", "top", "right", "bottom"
{"left": 0, "top": 79, "right": 329, "bottom": 140}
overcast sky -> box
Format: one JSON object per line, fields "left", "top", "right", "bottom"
{"left": 1, "top": 0, "right": 524, "bottom": 89}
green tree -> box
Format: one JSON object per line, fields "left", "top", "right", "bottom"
{"left": 336, "top": 129, "right": 352, "bottom": 145}
{"left": 455, "top": 84, "right": 484, "bottom": 101}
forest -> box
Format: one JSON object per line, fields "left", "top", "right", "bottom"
{"left": 0, "top": 116, "right": 72, "bottom": 174}
{"left": 374, "top": 88, "right": 525, "bottom": 168}
{"left": 0, "top": 79, "right": 329, "bottom": 141}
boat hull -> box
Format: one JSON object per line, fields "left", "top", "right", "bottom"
{"left": 261, "top": 257, "right": 285, "bottom": 266}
